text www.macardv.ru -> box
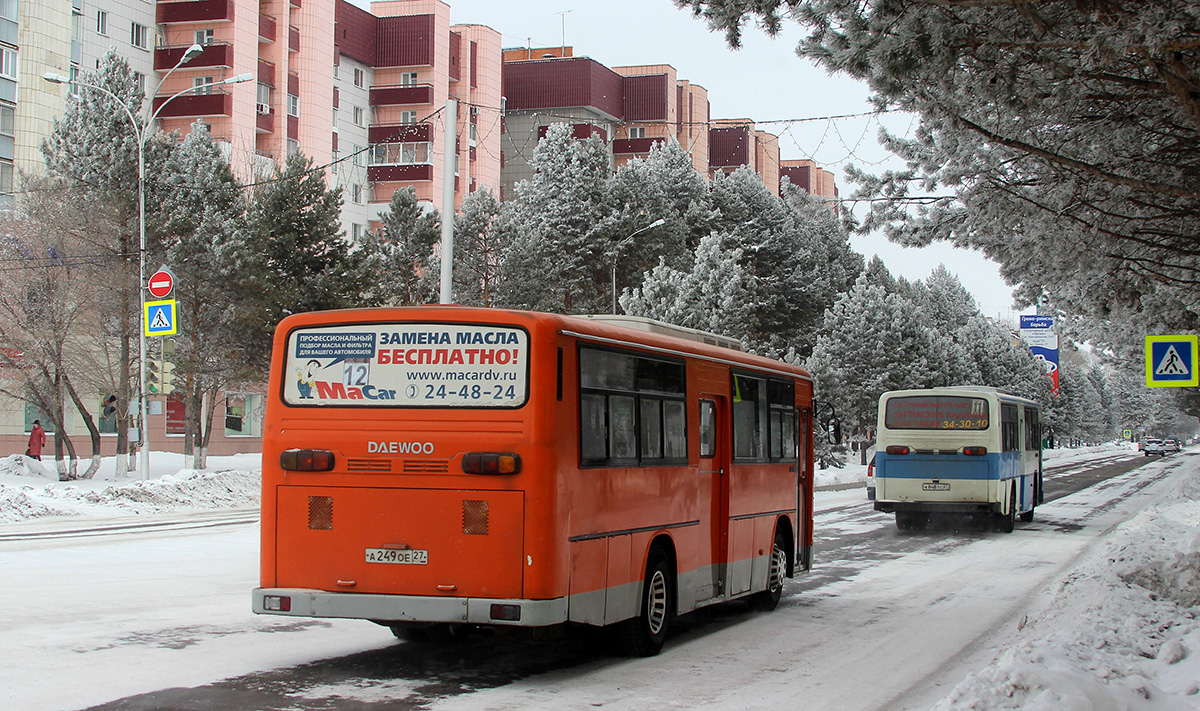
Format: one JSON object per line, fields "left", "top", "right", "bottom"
{"left": 406, "top": 371, "right": 518, "bottom": 382}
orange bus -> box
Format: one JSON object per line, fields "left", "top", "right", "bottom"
{"left": 252, "top": 307, "right": 816, "bottom": 655}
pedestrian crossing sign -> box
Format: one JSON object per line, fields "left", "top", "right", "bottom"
{"left": 144, "top": 299, "right": 178, "bottom": 337}
{"left": 1145, "top": 335, "right": 1198, "bottom": 387}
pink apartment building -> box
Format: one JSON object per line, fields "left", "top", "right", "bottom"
{"left": 4, "top": 0, "right": 503, "bottom": 458}
{"left": 501, "top": 49, "right": 803, "bottom": 199}
{"left": 153, "top": 0, "right": 502, "bottom": 239}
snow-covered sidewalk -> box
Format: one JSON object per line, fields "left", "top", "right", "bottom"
{"left": 933, "top": 452, "right": 1200, "bottom": 711}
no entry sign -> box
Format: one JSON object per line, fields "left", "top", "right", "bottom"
{"left": 148, "top": 269, "right": 174, "bottom": 299}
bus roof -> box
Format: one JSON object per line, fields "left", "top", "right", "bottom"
{"left": 878, "top": 386, "right": 1041, "bottom": 409}
{"left": 276, "top": 306, "right": 812, "bottom": 383}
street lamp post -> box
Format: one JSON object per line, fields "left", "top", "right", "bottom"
{"left": 612, "top": 218, "right": 666, "bottom": 314}
{"left": 45, "top": 55, "right": 254, "bottom": 479}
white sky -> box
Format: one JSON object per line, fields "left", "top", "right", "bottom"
{"left": 357, "top": 0, "right": 1030, "bottom": 321}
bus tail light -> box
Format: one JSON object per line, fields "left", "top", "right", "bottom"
{"left": 263, "top": 595, "right": 291, "bottom": 612}
{"left": 963, "top": 446, "right": 988, "bottom": 456}
{"left": 885, "top": 445, "right": 911, "bottom": 455}
{"left": 462, "top": 453, "right": 522, "bottom": 475}
{"left": 280, "top": 449, "right": 335, "bottom": 471}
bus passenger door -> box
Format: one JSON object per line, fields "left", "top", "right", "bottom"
{"left": 798, "top": 407, "right": 813, "bottom": 571}
{"left": 699, "top": 396, "right": 731, "bottom": 602}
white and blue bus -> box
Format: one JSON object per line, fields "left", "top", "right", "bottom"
{"left": 872, "top": 387, "right": 1043, "bottom": 532}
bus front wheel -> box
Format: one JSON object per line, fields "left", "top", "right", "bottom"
{"left": 617, "top": 548, "right": 673, "bottom": 657}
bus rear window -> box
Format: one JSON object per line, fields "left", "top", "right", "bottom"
{"left": 282, "top": 323, "right": 528, "bottom": 407}
{"left": 884, "top": 396, "right": 989, "bottom": 430}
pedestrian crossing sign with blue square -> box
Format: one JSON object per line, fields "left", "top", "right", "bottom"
{"left": 1145, "top": 335, "right": 1198, "bottom": 387}
{"left": 144, "top": 299, "right": 177, "bottom": 337}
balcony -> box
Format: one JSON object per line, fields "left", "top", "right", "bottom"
{"left": 613, "top": 137, "right": 666, "bottom": 154}
{"left": 257, "top": 109, "right": 273, "bottom": 133}
{"left": 370, "top": 84, "right": 433, "bottom": 107}
{"left": 368, "top": 123, "right": 431, "bottom": 143}
{"left": 155, "top": 42, "right": 232, "bottom": 71}
{"left": 368, "top": 164, "right": 433, "bottom": 182}
{"left": 259, "top": 14, "right": 276, "bottom": 43}
{"left": 157, "top": 0, "right": 235, "bottom": 24}
{"left": 289, "top": 27, "right": 300, "bottom": 53}
{"left": 258, "top": 59, "right": 275, "bottom": 86}
{"left": 152, "top": 90, "right": 234, "bottom": 119}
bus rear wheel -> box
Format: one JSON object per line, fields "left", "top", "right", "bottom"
{"left": 749, "top": 531, "right": 787, "bottom": 612}
{"left": 616, "top": 548, "right": 673, "bottom": 657}
{"left": 995, "top": 484, "right": 1016, "bottom": 533}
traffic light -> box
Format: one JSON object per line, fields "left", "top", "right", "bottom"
{"left": 147, "top": 356, "right": 176, "bottom": 395}
{"left": 147, "top": 360, "right": 161, "bottom": 394}
{"left": 160, "top": 358, "right": 175, "bottom": 395}
{"left": 102, "top": 394, "right": 117, "bottom": 417}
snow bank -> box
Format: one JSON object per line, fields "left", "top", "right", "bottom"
{"left": 0, "top": 454, "right": 260, "bottom": 523}
{"left": 932, "top": 465, "right": 1200, "bottom": 711}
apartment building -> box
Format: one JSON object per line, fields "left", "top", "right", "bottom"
{"left": 3, "top": 0, "right": 502, "bottom": 457}
{"left": 780, "top": 158, "right": 838, "bottom": 200}
{"left": 501, "top": 49, "right": 796, "bottom": 199}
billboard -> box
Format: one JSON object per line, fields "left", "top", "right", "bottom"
{"left": 1020, "top": 315, "right": 1059, "bottom": 393}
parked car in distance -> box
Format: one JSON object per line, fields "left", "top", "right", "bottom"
{"left": 1143, "top": 438, "right": 1166, "bottom": 456}
{"left": 866, "top": 454, "right": 876, "bottom": 500}
{"left": 1163, "top": 437, "right": 1182, "bottom": 453}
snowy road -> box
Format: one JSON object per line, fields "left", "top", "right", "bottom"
{"left": 0, "top": 449, "right": 1187, "bottom": 711}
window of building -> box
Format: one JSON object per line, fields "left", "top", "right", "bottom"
{"left": 353, "top": 67, "right": 364, "bottom": 88}
{"left": 351, "top": 183, "right": 362, "bottom": 204}
{"left": 287, "top": 93, "right": 299, "bottom": 117}
{"left": 24, "top": 403, "right": 54, "bottom": 434}
{"left": 332, "top": 61, "right": 339, "bottom": 79}
{"left": 353, "top": 105, "right": 364, "bottom": 127}
{"left": 223, "top": 395, "right": 261, "bottom": 436}
{"left": 0, "top": 47, "right": 16, "bottom": 80}
{"left": 331, "top": 106, "right": 339, "bottom": 130}
{"left": 629, "top": 126, "right": 645, "bottom": 139}
{"left": 400, "top": 110, "right": 417, "bottom": 125}
{"left": 0, "top": 160, "right": 13, "bottom": 206}
{"left": 579, "top": 346, "right": 686, "bottom": 467}
{"left": 287, "top": 138, "right": 300, "bottom": 155}
{"left": 469, "top": 122, "right": 477, "bottom": 142}
{"left": 133, "top": 71, "right": 145, "bottom": 95}
{"left": 0, "top": 0, "right": 15, "bottom": 22}
{"left": 193, "top": 76, "right": 214, "bottom": 94}
{"left": 130, "top": 22, "right": 149, "bottom": 50}
{"left": 256, "top": 82, "right": 272, "bottom": 113}
{"left": 352, "top": 223, "right": 365, "bottom": 242}
{"left": 352, "top": 145, "right": 364, "bottom": 166}
{"left": 0, "top": 104, "right": 13, "bottom": 137}
{"left": 96, "top": 10, "right": 108, "bottom": 35}
{"left": 195, "top": 28, "right": 214, "bottom": 45}
{"left": 400, "top": 71, "right": 418, "bottom": 86}
{"left": 369, "top": 141, "right": 430, "bottom": 166}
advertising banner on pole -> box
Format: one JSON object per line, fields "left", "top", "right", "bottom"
{"left": 1020, "top": 315, "right": 1059, "bottom": 393}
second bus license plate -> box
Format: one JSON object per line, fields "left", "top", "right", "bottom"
{"left": 365, "top": 548, "right": 429, "bottom": 565}
{"left": 922, "top": 482, "right": 951, "bottom": 491}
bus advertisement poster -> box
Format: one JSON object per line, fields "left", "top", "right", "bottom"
{"left": 285, "top": 323, "right": 529, "bottom": 407}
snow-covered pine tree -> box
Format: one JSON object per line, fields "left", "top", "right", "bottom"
{"left": 241, "top": 151, "right": 369, "bottom": 366}
{"left": 358, "top": 187, "right": 440, "bottom": 306}
{"left": 496, "top": 122, "right": 618, "bottom": 313}
{"left": 448, "top": 188, "right": 503, "bottom": 306}
{"left": 155, "top": 122, "right": 249, "bottom": 469}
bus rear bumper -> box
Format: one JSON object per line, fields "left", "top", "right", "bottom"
{"left": 874, "top": 500, "right": 999, "bottom": 515}
{"left": 252, "top": 587, "right": 568, "bottom": 627}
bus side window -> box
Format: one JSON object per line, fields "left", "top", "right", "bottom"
{"left": 699, "top": 400, "right": 716, "bottom": 458}
{"left": 1001, "top": 404, "right": 1020, "bottom": 452}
